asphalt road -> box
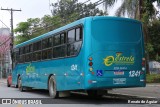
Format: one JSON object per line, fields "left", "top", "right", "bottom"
{"left": 0, "top": 82, "right": 160, "bottom": 107}
{"left": 111, "top": 84, "right": 160, "bottom": 98}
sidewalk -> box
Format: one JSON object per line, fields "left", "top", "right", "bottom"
{"left": 111, "top": 84, "right": 160, "bottom": 98}
{"left": 0, "top": 79, "right": 7, "bottom": 84}
{"left": 146, "top": 83, "right": 160, "bottom": 87}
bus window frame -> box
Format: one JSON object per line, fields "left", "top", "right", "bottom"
{"left": 15, "top": 24, "right": 83, "bottom": 63}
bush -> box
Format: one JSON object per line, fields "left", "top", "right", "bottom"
{"left": 146, "top": 74, "right": 160, "bottom": 83}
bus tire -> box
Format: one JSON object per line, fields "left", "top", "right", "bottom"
{"left": 18, "top": 76, "right": 24, "bottom": 92}
{"left": 7, "top": 80, "right": 10, "bottom": 87}
{"left": 48, "top": 76, "right": 58, "bottom": 98}
{"left": 15, "top": 84, "right": 18, "bottom": 88}
{"left": 15, "top": 76, "right": 19, "bottom": 88}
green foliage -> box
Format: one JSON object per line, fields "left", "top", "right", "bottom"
{"left": 14, "top": 22, "right": 30, "bottom": 33}
{"left": 51, "top": 0, "right": 106, "bottom": 23}
{"left": 146, "top": 74, "right": 160, "bottom": 83}
{"left": 14, "top": 0, "right": 106, "bottom": 45}
{"left": 113, "top": 0, "right": 159, "bottom": 22}
{"left": 148, "top": 18, "right": 160, "bottom": 61}
{"left": 115, "top": 0, "right": 139, "bottom": 19}
{"left": 145, "top": 42, "right": 154, "bottom": 53}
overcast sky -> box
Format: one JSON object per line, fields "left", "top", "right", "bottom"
{"left": 0, "top": 0, "right": 121, "bottom": 29}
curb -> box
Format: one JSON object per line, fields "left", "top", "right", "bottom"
{"left": 146, "top": 84, "right": 160, "bottom": 87}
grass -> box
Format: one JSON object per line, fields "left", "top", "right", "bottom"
{"left": 146, "top": 74, "right": 160, "bottom": 83}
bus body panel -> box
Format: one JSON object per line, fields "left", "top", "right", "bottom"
{"left": 12, "top": 16, "right": 145, "bottom": 92}
{"left": 12, "top": 18, "right": 86, "bottom": 91}
{"left": 84, "top": 17, "right": 145, "bottom": 89}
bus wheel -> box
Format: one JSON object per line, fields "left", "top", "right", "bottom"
{"left": 18, "top": 77, "right": 24, "bottom": 92}
{"left": 7, "top": 80, "right": 10, "bottom": 87}
{"left": 15, "top": 84, "right": 18, "bottom": 88}
{"left": 48, "top": 76, "right": 58, "bottom": 98}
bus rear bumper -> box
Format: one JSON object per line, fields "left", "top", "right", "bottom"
{"left": 85, "top": 77, "right": 146, "bottom": 89}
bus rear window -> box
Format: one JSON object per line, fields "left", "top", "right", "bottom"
{"left": 92, "top": 20, "right": 142, "bottom": 43}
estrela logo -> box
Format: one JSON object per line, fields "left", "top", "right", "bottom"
{"left": 103, "top": 56, "right": 114, "bottom": 66}
{"left": 103, "top": 53, "right": 134, "bottom": 66}
{"left": 26, "top": 63, "right": 35, "bottom": 74}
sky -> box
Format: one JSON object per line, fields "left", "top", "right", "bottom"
{"left": 0, "top": 0, "right": 121, "bottom": 29}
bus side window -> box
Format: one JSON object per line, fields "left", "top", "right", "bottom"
{"left": 19, "top": 47, "right": 25, "bottom": 63}
{"left": 48, "top": 37, "right": 52, "bottom": 47}
{"left": 67, "top": 26, "right": 82, "bottom": 56}
{"left": 67, "top": 29, "right": 75, "bottom": 43}
{"left": 33, "top": 41, "right": 41, "bottom": 51}
{"left": 25, "top": 45, "right": 29, "bottom": 53}
{"left": 19, "top": 47, "right": 23, "bottom": 55}
{"left": 53, "top": 47, "right": 61, "bottom": 58}
{"left": 29, "top": 44, "right": 33, "bottom": 52}
{"left": 33, "top": 41, "right": 42, "bottom": 61}
{"left": 37, "top": 41, "right": 42, "bottom": 50}
{"left": 76, "top": 28, "right": 81, "bottom": 41}
{"left": 61, "top": 45, "right": 67, "bottom": 57}
{"left": 53, "top": 34, "right": 60, "bottom": 46}
{"left": 42, "top": 39, "right": 47, "bottom": 49}
{"left": 42, "top": 50, "right": 47, "bottom": 59}
{"left": 61, "top": 33, "right": 66, "bottom": 44}
{"left": 19, "top": 55, "right": 24, "bottom": 63}
{"left": 15, "top": 50, "right": 19, "bottom": 63}
{"left": 22, "top": 47, "right": 25, "bottom": 54}
{"left": 67, "top": 41, "right": 82, "bottom": 56}
{"left": 35, "top": 51, "right": 41, "bottom": 61}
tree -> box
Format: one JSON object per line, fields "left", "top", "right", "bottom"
{"left": 50, "top": 0, "right": 106, "bottom": 24}
{"left": 103, "top": 0, "right": 160, "bottom": 74}
{"left": 14, "top": 0, "right": 107, "bottom": 44}
{"left": 14, "top": 18, "right": 41, "bottom": 44}
{"left": 148, "top": 18, "right": 160, "bottom": 61}
{"left": 14, "top": 22, "right": 31, "bottom": 44}
{"left": 103, "top": 0, "right": 159, "bottom": 21}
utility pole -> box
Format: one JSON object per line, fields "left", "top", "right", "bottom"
{"left": 1, "top": 8, "right": 21, "bottom": 70}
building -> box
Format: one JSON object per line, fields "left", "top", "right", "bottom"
{"left": 149, "top": 61, "right": 160, "bottom": 74}
{"left": 0, "top": 28, "right": 11, "bottom": 79}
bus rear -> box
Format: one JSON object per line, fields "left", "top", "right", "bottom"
{"left": 85, "top": 17, "right": 145, "bottom": 89}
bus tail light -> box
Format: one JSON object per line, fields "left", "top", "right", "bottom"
{"left": 142, "top": 58, "right": 146, "bottom": 72}
{"left": 89, "top": 67, "right": 93, "bottom": 72}
{"left": 142, "top": 58, "right": 145, "bottom": 66}
{"left": 88, "top": 57, "right": 94, "bottom": 74}
{"left": 89, "top": 57, "right": 93, "bottom": 61}
{"left": 89, "top": 62, "right": 93, "bottom": 66}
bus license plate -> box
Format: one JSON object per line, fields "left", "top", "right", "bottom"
{"left": 113, "top": 78, "right": 126, "bottom": 84}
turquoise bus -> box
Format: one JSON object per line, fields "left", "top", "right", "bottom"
{"left": 11, "top": 16, "right": 146, "bottom": 98}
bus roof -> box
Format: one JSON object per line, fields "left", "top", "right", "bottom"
{"left": 15, "top": 16, "right": 141, "bottom": 48}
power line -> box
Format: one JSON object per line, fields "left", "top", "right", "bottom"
{"left": 1, "top": 8, "right": 21, "bottom": 46}
{"left": 0, "top": 19, "right": 9, "bottom": 28}
{"left": 1, "top": 8, "right": 21, "bottom": 69}
{"left": 32, "top": 0, "right": 105, "bottom": 33}
{"left": 0, "top": 19, "right": 10, "bottom": 47}
{"left": 0, "top": 37, "right": 11, "bottom": 46}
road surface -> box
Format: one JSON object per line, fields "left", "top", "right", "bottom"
{"left": 0, "top": 80, "right": 159, "bottom": 107}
